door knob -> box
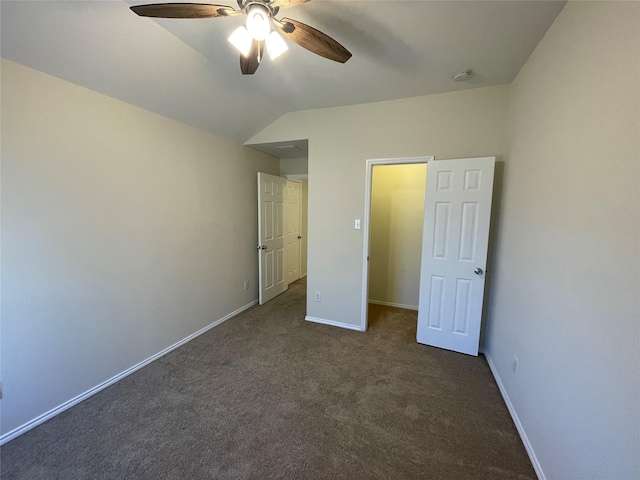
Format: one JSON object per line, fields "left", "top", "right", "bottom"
{"left": 297, "top": 235, "right": 302, "bottom": 239}
{"left": 474, "top": 268, "right": 484, "bottom": 275}
{"left": 257, "top": 245, "right": 267, "bottom": 250}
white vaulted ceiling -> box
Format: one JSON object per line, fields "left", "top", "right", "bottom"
{"left": 0, "top": 0, "right": 566, "bottom": 143}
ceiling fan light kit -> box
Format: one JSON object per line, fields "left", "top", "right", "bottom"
{"left": 228, "top": 3, "right": 288, "bottom": 61}
{"left": 130, "top": 0, "right": 352, "bottom": 74}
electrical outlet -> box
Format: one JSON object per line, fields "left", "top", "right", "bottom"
{"left": 512, "top": 355, "right": 518, "bottom": 375}
{"left": 315, "top": 291, "right": 322, "bottom": 302}
{"left": 243, "top": 280, "right": 249, "bottom": 291}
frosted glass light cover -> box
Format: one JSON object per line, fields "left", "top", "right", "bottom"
{"left": 267, "top": 31, "right": 288, "bottom": 60}
{"left": 228, "top": 26, "right": 253, "bottom": 57}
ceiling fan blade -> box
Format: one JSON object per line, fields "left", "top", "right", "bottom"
{"left": 130, "top": 3, "right": 237, "bottom": 18}
{"left": 270, "top": 0, "right": 311, "bottom": 9}
{"left": 275, "top": 17, "right": 351, "bottom": 63}
{"left": 240, "top": 40, "right": 264, "bottom": 75}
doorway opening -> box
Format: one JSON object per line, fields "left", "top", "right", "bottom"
{"left": 363, "top": 156, "right": 496, "bottom": 356}
{"left": 361, "top": 157, "right": 433, "bottom": 331}
{"left": 253, "top": 140, "right": 309, "bottom": 305}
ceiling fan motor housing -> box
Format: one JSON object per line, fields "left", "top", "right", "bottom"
{"left": 238, "top": 0, "right": 279, "bottom": 17}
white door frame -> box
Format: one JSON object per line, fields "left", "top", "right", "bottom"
{"left": 360, "top": 156, "right": 434, "bottom": 331}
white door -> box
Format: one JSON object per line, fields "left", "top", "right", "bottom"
{"left": 417, "top": 157, "right": 495, "bottom": 356}
{"left": 285, "top": 180, "right": 301, "bottom": 286}
{"left": 258, "top": 173, "right": 287, "bottom": 305}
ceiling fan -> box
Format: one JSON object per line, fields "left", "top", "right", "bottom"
{"left": 130, "top": 0, "right": 352, "bottom": 74}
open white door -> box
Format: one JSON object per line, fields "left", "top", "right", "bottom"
{"left": 258, "top": 173, "right": 287, "bottom": 305}
{"left": 285, "top": 180, "right": 301, "bottom": 286}
{"left": 417, "top": 157, "right": 495, "bottom": 356}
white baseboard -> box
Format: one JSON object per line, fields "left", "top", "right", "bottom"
{"left": 305, "top": 316, "right": 365, "bottom": 332}
{"left": 368, "top": 300, "right": 418, "bottom": 311}
{"left": 483, "top": 350, "right": 545, "bottom": 480}
{"left": 0, "top": 299, "right": 259, "bottom": 446}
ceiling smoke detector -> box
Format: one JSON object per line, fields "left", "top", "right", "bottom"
{"left": 452, "top": 70, "right": 473, "bottom": 81}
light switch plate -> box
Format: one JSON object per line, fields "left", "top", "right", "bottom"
{"left": 354, "top": 219, "right": 361, "bottom": 230}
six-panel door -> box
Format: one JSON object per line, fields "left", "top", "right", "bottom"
{"left": 258, "top": 173, "right": 287, "bottom": 305}
{"left": 417, "top": 157, "right": 495, "bottom": 356}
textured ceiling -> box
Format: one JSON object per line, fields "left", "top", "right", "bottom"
{"left": 0, "top": 0, "right": 566, "bottom": 144}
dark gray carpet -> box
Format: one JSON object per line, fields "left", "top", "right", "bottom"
{"left": 1, "top": 279, "right": 535, "bottom": 479}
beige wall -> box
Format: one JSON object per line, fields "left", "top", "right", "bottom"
{"left": 485, "top": 2, "right": 639, "bottom": 478}
{"left": 369, "top": 164, "right": 426, "bottom": 309}
{"left": 248, "top": 85, "right": 510, "bottom": 327}
{"left": 0, "top": 59, "right": 279, "bottom": 437}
